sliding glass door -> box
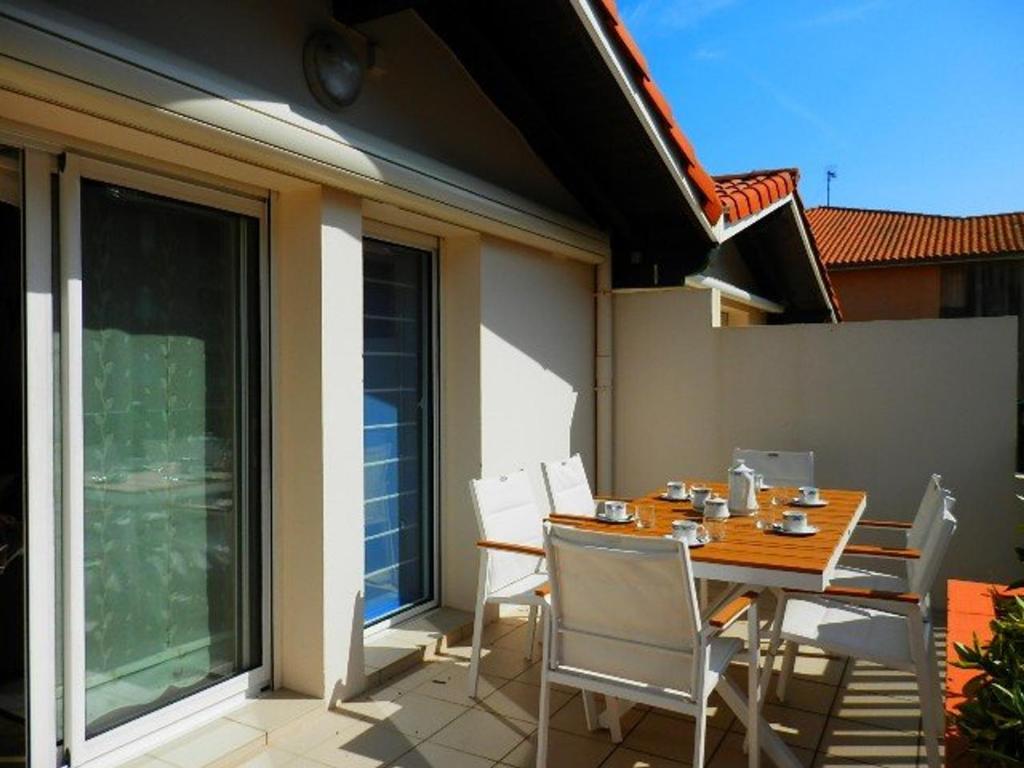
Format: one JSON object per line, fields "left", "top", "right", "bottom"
{"left": 59, "top": 158, "right": 268, "bottom": 761}
{"left": 0, "top": 145, "right": 27, "bottom": 767}
{"left": 363, "top": 237, "right": 436, "bottom": 626}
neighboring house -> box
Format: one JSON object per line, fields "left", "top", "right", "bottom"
{"left": 0, "top": 2, "right": 837, "bottom": 766}
{"left": 807, "top": 205, "right": 1024, "bottom": 464}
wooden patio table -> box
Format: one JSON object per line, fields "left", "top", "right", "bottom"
{"left": 546, "top": 482, "right": 868, "bottom": 768}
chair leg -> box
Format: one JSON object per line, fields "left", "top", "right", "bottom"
{"left": 467, "top": 556, "right": 489, "bottom": 698}
{"left": 581, "top": 691, "right": 599, "bottom": 732}
{"left": 699, "top": 579, "right": 710, "bottom": 610}
{"left": 605, "top": 696, "right": 624, "bottom": 743}
{"left": 537, "top": 613, "right": 552, "bottom": 768}
{"left": 525, "top": 604, "right": 539, "bottom": 661}
{"left": 910, "top": 615, "right": 941, "bottom": 768}
{"left": 747, "top": 599, "right": 760, "bottom": 768}
{"left": 777, "top": 641, "right": 797, "bottom": 702}
{"left": 924, "top": 620, "right": 945, "bottom": 727}
{"left": 692, "top": 698, "right": 708, "bottom": 768}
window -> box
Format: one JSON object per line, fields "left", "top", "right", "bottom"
{"left": 362, "top": 238, "right": 436, "bottom": 626}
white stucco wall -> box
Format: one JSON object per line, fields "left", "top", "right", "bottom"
{"left": 614, "top": 288, "right": 1019, "bottom": 601}
{"left": 441, "top": 235, "right": 597, "bottom": 611}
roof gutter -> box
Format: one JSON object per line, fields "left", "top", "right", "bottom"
{"left": 568, "top": 0, "right": 719, "bottom": 243}
{"left": 789, "top": 199, "right": 839, "bottom": 323}
{"left": 684, "top": 275, "right": 785, "bottom": 315}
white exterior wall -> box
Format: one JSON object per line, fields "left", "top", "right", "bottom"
{"left": 615, "top": 288, "right": 1019, "bottom": 601}
{"left": 441, "top": 235, "right": 597, "bottom": 612}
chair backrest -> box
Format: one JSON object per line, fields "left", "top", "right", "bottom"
{"left": 908, "top": 474, "right": 945, "bottom": 550}
{"left": 543, "top": 523, "right": 704, "bottom": 696}
{"left": 908, "top": 494, "right": 957, "bottom": 597}
{"left": 469, "top": 470, "right": 546, "bottom": 592}
{"left": 541, "top": 454, "right": 596, "bottom": 517}
{"left": 733, "top": 448, "right": 814, "bottom": 488}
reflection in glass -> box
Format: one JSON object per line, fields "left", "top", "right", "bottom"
{"left": 81, "top": 180, "right": 261, "bottom": 736}
{"left": 363, "top": 238, "right": 434, "bottom": 625}
{"left": 0, "top": 145, "right": 26, "bottom": 767}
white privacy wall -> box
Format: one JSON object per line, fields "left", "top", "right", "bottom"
{"left": 615, "top": 288, "right": 1019, "bottom": 599}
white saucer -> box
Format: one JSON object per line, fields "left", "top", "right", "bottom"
{"left": 770, "top": 523, "right": 819, "bottom": 536}
{"left": 789, "top": 498, "right": 828, "bottom": 508}
{"left": 658, "top": 493, "right": 692, "bottom": 502}
{"left": 596, "top": 514, "right": 635, "bottom": 525}
{"left": 663, "top": 533, "right": 711, "bottom": 547}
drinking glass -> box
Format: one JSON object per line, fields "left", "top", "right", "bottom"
{"left": 635, "top": 503, "right": 657, "bottom": 530}
{"left": 705, "top": 518, "right": 727, "bottom": 542}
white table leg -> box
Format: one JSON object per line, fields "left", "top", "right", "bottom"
{"left": 718, "top": 677, "right": 802, "bottom": 768}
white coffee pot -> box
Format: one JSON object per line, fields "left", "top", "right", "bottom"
{"left": 728, "top": 459, "right": 759, "bottom": 514}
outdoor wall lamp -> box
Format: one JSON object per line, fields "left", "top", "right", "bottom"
{"left": 303, "top": 29, "right": 365, "bottom": 109}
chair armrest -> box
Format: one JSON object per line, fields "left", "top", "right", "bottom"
{"left": 857, "top": 519, "right": 912, "bottom": 530}
{"left": 843, "top": 544, "right": 920, "bottom": 559}
{"left": 476, "top": 540, "right": 545, "bottom": 557}
{"left": 708, "top": 591, "right": 760, "bottom": 630}
{"left": 788, "top": 585, "right": 920, "bottom": 605}
{"left": 534, "top": 583, "right": 550, "bottom": 598}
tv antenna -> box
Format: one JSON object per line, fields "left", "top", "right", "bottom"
{"left": 826, "top": 166, "right": 838, "bottom": 207}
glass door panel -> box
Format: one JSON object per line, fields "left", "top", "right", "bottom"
{"left": 363, "top": 238, "right": 434, "bottom": 625}
{"left": 78, "top": 178, "right": 262, "bottom": 737}
{"left": 0, "top": 145, "right": 27, "bottom": 767}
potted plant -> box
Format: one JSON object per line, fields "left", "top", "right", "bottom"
{"left": 950, "top": 513, "right": 1024, "bottom": 766}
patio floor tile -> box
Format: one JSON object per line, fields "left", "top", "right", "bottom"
{"left": 711, "top": 732, "right": 815, "bottom": 768}
{"left": 428, "top": 707, "right": 535, "bottom": 761}
{"left": 408, "top": 661, "right": 505, "bottom": 707}
{"left": 600, "top": 746, "right": 687, "bottom": 767}
{"left": 150, "top": 718, "right": 266, "bottom": 768}
{"left": 830, "top": 685, "right": 923, "bottom": 732}
{"left": 622, "top": 711, "right": 728, "bottom": 763}
{"left": 479, "top": 679, "right": 574, "bottom": 724}
{"left": 839, "top": 661, "right": 923, "bottom": 703}
{"left": 303, "top": 721, "right": 417, "bottom": 767}
{"left": 337, "top": 691, "right": 468, "bottom": 740}
{"left": 498, "top": 728, "right": 615, "bottom": 767}
{"left": 818, "top": 716, "right": 923, "bottom": 768}
{"left": 510, "top": 660, "right": 579, "bottom": 693}
{"left": 758, "top": 703, "right": 829, "bottom": 751}
{"left": 388, "top": 741, "right": 496, "bottom": 768}
{"left": 548, "top": 694, "right": 644, "bottom": 740}
{"left": 270, "top": 710, "right": 367, "bottom": 755}
{"left": 226, "top": 691, "right": 323, "bottom": 734}
{"left": 234, "top": 747, "right": 325, "bottom": 767}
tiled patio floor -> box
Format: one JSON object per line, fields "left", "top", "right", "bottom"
{"left": 216, "top": 607, "right": 945, "bottom": 768}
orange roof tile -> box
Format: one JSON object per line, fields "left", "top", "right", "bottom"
{"left": 714, "top": 169, "right": 798, "bottom": 223}
{"left": 805, "top": 207, "right": 1024, "bottom": 267}
{"left": 595, "top": 1, "right": 724, "bottom": 225}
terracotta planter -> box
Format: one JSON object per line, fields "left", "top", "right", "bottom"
{"left": 945, "top": 579, "right": 1024, "bottom": 768}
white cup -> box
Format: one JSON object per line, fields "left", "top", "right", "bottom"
{"left": 783, "top": 510, "right": 809, "bottom": 533}
{"left": 798, "top": 486, "right": 820, "bottom": 504}
{"left": 690, "top": 486, "right": 711, "bottom": 510}
{"left": 671, "top": 519, "right": 707, "bottom": 545}
{"left": 601, "top": 500, "right": 628, "bottom": 521}
{"left": 666, "top": 481, "right": 687, "bottom": 500}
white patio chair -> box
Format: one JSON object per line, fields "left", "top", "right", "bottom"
{"left": 466, "top": 469, "right": 549, "bottom": 697}
{"left": 540, "top": 454, "right": 601, "bottom": 516}
{"left": 732, "top": 448, "right": 814, "bottom": 488}
{"left": 774, "top": 479, "right": 950, "bottom": 684}
{"left": 537, "top": 523, "right": 798, "bottom": 768}
{"left": 760, "top": 494, "right": 957, "bottom": 768}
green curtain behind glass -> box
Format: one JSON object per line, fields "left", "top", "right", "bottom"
{"left": 81, "top": 180, "right": 260, "bottom": 737}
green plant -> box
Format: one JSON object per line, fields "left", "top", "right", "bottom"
{"left": 953, "top": 595, "right": 1024, "bottom": 765}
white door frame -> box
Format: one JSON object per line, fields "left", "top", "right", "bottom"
{"left": 57, "top": 153, "right": 272, "bottom": 768}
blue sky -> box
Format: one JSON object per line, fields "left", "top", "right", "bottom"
{"left": 618, "top": 0, "right": 1024, "bottom": 215}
